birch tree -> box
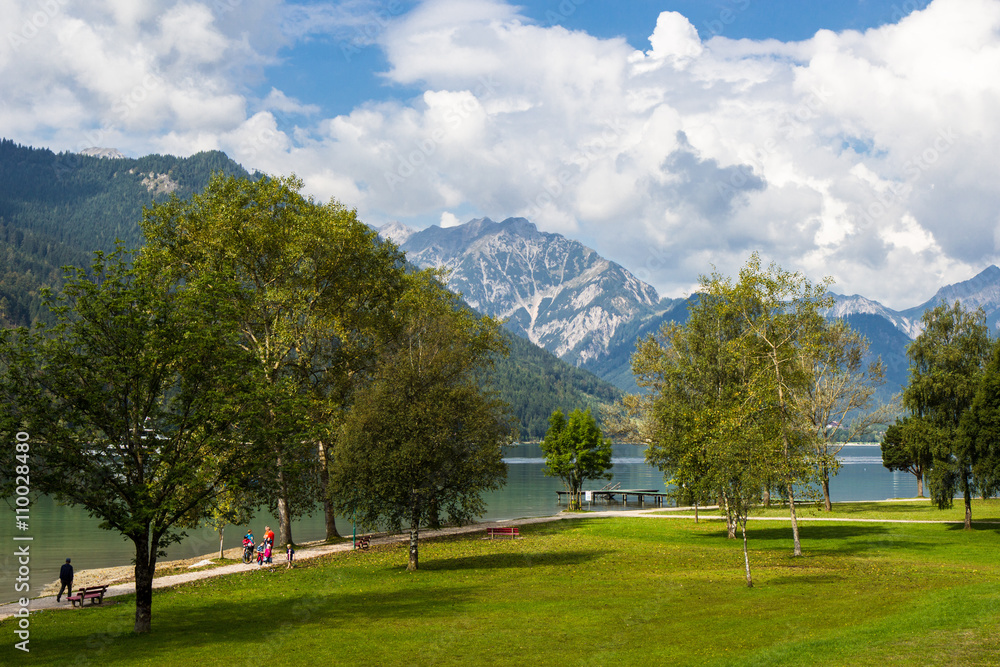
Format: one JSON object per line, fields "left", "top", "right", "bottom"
{"left": 799, "top": 320, "right": 892, "bottom": 511}
{"left": 331, "top": 272, "right": 515, "bottom": 571}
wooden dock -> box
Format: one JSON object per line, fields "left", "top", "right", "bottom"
{"left": 556, "top": 489, "right": 670, "bottom": 507}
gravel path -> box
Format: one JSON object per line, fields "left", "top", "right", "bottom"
{"left": 0, "top": 511, "right": 629, "bottom": 621}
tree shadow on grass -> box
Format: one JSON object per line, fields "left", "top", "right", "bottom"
{"left": 693, "top": 524, "right": 938, "bottom": 557}
{"left": 420, "top": 549, "right": 609, "bottom": 572}
{"left": 105, "top": 583, "right": 484, "bottom": 659}
{"left": 766, "top": 573, "right": 844, "bottom": 586}
{"left": 943, "top": 521, "right": 1000, "bottom": 533}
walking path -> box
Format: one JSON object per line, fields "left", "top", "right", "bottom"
{"left": 2, "top": 506, "right": 992, "bottom": 621}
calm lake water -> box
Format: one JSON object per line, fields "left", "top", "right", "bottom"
{"left": 1, "top": 443, "right": 917, "bottom": 602}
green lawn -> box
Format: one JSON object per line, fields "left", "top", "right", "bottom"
{"left": 8, "top": 510, "right": 1000, "bottom": 666}
{"left": 663, "top": 497, "right": 1000, "bottom": 522}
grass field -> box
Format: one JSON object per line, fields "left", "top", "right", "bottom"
{"left": 6, "top": 503, "right": 1000, "bottom": 666}
{"left": 662, "top": 497, "right": 1000, "bottom": 523}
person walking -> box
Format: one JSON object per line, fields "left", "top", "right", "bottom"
{"left": 56, "top": 558, "right": 73, "bottom": 603}
{"left": 285, "top": 544, "right": 294, "bottom": 569}
{"left": 263, "top": 526, "right": 275, "bottom": 564}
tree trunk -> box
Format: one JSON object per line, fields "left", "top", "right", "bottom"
{"left": 316, "top": 441, "right": 341, "bottom": 540}
{"left": 963, "top": 470, "right": 973, "bottom": 530}
{"left": 275, "top": 453, "right": 293, "bottom": 547}
{"left": 277, "top": 496, "right": 292, "bottom": 547}
{"left": 722, "top": 492, "right": 736, "bottom": 539}
{"left": 775, "top": 375, "right": 802, "bottom": 556}
{"left": 408, "top": 494, "right": 421, "bottom": 571}
{"left": 739, "top": 517, "right": 753, "bottom": 588}
{"left": 917, "top": 472, "right": 924, "bottom": 498}
{"left": 218, "top": 526, "right": 225, "bottom": 559}
{"left": 132, "top": 531, "right": 157, "bottom": 633}
{"left": 822, "top": 474, "right": 832, "bottom": 512}
{"left": 787, "top": 481, "right": 802, "bottom": 556}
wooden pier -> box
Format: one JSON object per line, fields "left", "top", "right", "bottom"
{"left": 556, "top": 489, "right": 670, "bottom": 507}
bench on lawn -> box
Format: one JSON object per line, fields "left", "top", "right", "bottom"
{"left": 354, "top": 535, "right": 370, "bottom": 550}
{"left": 67, "top": 585, "right": 109, "bottom": 607}
{"left": 486, "top": 526, "right": 519, "bottom": 539}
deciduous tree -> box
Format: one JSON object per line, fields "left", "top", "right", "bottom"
{"left": 904, "top": 301, "right": 990, "bottom": 528}
{"left": 957, "top": 339, "right": 1000, "bottom": 504}
{"left": 0, "top": 249, "right": 261, "bottom": 633}
{"left": 725, "top": 254, "right": 832, "bottom": 556}
{"left": 632, "top": 279, "right": 775, "bottom": 586}
{"left": 331, "top": 272, "right": 514, "bottom": 571}
{"left": 880, "top": 416, "right": 934, "bottom": 497}
{"left": 540, "top": 408, "right": 613, "bottom": 510}
{"left": 799, "top": 320, "right": 892, "bottom": 510}
{"left": 141, "top": 174, "right": 407, "bottom": 545}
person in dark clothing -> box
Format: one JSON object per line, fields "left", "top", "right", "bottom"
{"left": 57, "top": 558, "right": 73, "bottom": 603}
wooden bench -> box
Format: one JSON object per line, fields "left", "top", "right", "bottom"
{"left": 486, "top": 526, "right": 519, "bottom": 539}
{"left": 354, "top": 536, "right": 370, "bottom": 550}
{"left": 68, "top": 585, "right": 109, "bottom": 607}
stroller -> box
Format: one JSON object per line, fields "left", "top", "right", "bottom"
{"left": 256, "top": 543, "right": 265, "bottom": 566}
{"left": 242, "top": 538, "right": 255, "bottom": 564}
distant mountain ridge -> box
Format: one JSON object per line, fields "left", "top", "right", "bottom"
{"left": 384, "top": 217, "right": 665, "bottom": 368}
{"left": 383, "top": 216, "right": 1000, "bottom": 395}
{"left": 0, "top": 138, "right": 622, "bottom": 439}
{"left": 8, "top": 136, "right": 1000, "bottom": 400}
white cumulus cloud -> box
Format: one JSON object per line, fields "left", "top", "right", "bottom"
{"left": 2, "top": 0, "right": 999, "bottom": 309}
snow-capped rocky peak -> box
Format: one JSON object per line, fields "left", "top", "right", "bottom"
{"left": 396, "top": 216, "right": 661, "bottom": 367}
{"left": 376, "top": 221, "right": 417, "bottom": 245}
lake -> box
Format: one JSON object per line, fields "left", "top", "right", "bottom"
{"left": 1, "top": 442, "right": 918, "bottom": 602}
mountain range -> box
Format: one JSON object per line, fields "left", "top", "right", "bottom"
{"left": 0, "top": 139, "right": 618, "bottom": 439}
{"left": 381, "top": 217, "right": 1000, "bottom": 395}
{"left": 5, "top": 136, "right": 998, "bottom": 405}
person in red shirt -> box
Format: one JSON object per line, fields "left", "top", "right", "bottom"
{"left": 263, "top": 526, "right": 275, "bottom": 564}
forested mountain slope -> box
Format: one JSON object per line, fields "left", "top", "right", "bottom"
{"left": 0, "top": 139, "right": 252, "bottom": 326}
{"left": 0, "top": 139, "right": 620, "bottom": 437}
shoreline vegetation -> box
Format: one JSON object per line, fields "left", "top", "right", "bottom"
{"left": 4, "top": 499, "right": 1000, "bottom": 665}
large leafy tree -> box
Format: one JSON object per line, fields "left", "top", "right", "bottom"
{"left": 632, "top": 279, "right": 776, "bottom": 586}
{"left": 0, "top": 249, "right": 262, "bottom": 633}
{"left": 799, "top": 320, "right": 892, "bottom": 511}
{"left": 724, "top": 254, "right": 831, "bottom": 556}
{"left": 904, "top": 301, "right": 990, "bottom": 528}
{"left": 957, "top": 339, "right": 1000, "bottom": 506}
{"left": 141, "top": 173, "right": 407, "bottom": 545}
{"left": 331, "top": 272, "right": 515, "bottom": 571}
{"left": 880, "top": 416, "right": 934, "bottom": 497}
{"left": 540, "top": 408, "right": 613, "bottom": 510}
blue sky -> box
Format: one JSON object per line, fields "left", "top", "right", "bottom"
{"left": 263, "top": 1, "right": 933, "bottom": 121}
{"left": 1, "top": 0, "right": 994, "bottom": 308}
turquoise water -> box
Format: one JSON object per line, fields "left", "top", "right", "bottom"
{"left": 0, "top": 442, "right": 917, "bottom": 601}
